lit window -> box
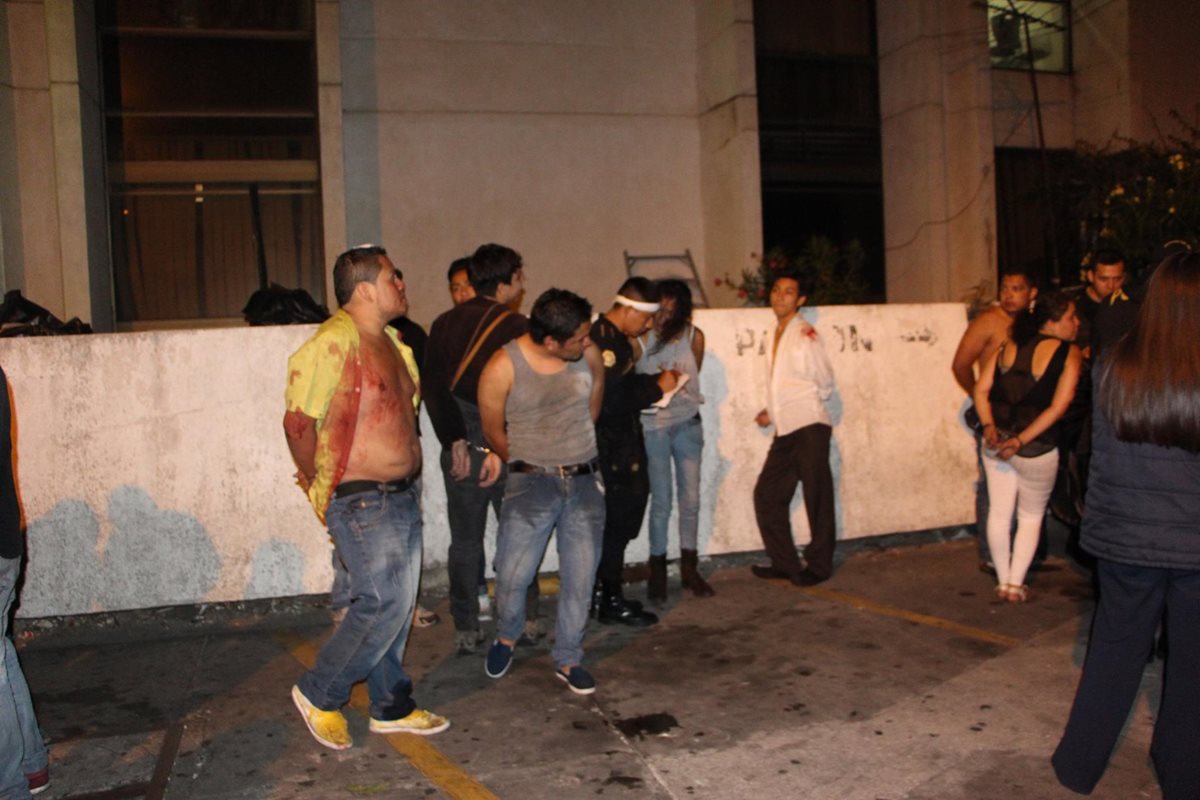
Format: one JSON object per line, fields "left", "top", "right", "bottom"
{"left": 988, "top": 1, "right": 1071, "bottom": 74}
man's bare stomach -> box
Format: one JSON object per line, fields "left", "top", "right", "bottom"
{"left": 341, "top": 426, "right": 421, "bottom": 483}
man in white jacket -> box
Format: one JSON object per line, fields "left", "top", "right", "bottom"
{"left": 750, "top": 271, "right": 838, "bottom": 586}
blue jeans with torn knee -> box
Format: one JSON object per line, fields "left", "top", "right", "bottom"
{"left": 644, "top": 416, "right": 703, "bottom": 557}
{"left": 297, "top": 486, "right": 422, "bottom": 722}
{"left": 1, "top": 555, "right": 47, "bottom": 800}
{"left": 493, "top": 471, "right": 604, "bottom": 670}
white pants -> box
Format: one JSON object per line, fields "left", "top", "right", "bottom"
{"left": 981, "top": 448, "right": 1058, "bottom": 588}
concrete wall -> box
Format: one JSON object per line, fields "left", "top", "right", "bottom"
{"left": 3, "top": 303, "right": 974, "bottom": 618}
{"left": 1069, "top": 0, "right": 1135, "bottom": 146}
{"left": 1127, "top": 0, "right": 1200, "bottom": 140}
{"left": 337, "top": 0, "right": 714, "bottom": 325}
{"left": 696, "top": 0, "right": 762, "bottom": 303}
{"left": 992, "top": 0, "right": 1200, "bottom": 151}
{"left": 877, "top": 0, "right": 998, "bottom": 304}
{"left": 0, "top": 0, "right": 14, "bottom": 293}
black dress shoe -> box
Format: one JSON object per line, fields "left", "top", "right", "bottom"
{"left": 596, "top": 595, "right": 659, "bottom": 627}
{"left": 791, "top": 570, "right": 828, "bottom": 587}
{"left": 751, "top": 564, "right": 795, "bottom": 580}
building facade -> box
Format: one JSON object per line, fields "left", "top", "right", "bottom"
{"left": 1, "top": 0, "right": 1196, "bottom": 330}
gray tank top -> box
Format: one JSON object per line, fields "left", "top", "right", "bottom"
{"left": 504, "top": 340, "right": 598, "bottom": 467}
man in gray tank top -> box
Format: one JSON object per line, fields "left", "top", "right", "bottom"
{"left": 476, "top": 289, "right": 607, "bottom": 694}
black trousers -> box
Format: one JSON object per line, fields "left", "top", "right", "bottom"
{"left": 753, "top": 423, "right": 836, "bottom": 579}
{"left": 596, "top": 424, "right": 649, "bottom": 586}
{"left": 442, "top": 400, "right": 538, "bottom": 632}
{"left": 441, "top": 446, "right": 505, "bottom": 632}
{"left": 1052, "top": 559, "right": 1200, "bottom": 799}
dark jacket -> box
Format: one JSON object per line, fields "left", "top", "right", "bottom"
{"left": 590, "top": 316, "right": 662, "bottom": 431}
{"left": 0, "top": 367, "right": 22, "bottom": 560}
{"left": 1082, "top": 388, "right": 1200, "bottom": 569}
{"left": 589, "top": 315, "right": 662, "bottom": 493}
{"left": 423, "top": 297, "right": 527, "bottom": 447}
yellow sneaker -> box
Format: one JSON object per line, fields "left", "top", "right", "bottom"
{"left": 291, "top": 685, "right": 352, "bottom": 750}
{"left": 369, "top": 708, "right": 450, "bottom": 736}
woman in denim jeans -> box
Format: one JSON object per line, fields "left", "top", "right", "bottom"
{"left": 637, "top": 280, "right": 714, "bottom": 601}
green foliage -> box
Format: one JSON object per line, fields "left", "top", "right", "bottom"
{"left": 718, "top": 236, "right": 870, "bottom": 306}
{"left": 1055, "top": 113, "right": 1200, "bottom": 280}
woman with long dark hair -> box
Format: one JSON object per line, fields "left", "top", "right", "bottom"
{"left": 973, "top": 291, "right": 1082, "bottom": 602}
{"left": 636, "top": 280, "right": 714, "bottom": 600}
{"left": 1052, "top": 251, "right": 1200, "bottom": 799}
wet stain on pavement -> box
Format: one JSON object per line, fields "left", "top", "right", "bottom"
{"left": 602, "top": 773, "right": 645, "bottom": 789}
{"left": 614, "top": 712, "right": 679, "bottom": 740}
{"left": 847, "top": 640, "right": 882, "bottom": 650}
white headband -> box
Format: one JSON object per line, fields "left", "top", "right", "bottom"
{"left": 614, "top": 294, "right": 660, "bottom": 313}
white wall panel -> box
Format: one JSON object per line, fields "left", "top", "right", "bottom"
{"left": 2, "top": 303, "right": 974, "bottom": 617}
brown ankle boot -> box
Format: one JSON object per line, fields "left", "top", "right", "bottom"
{"left": 680, "top": 549, "right": 715, "bottom": 597}
{"left": 648, "top": 555, "right": 668, "bottom": 602}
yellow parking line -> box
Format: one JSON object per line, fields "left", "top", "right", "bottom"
{"left": 276, "top": 631, "right": 498, "bottom": 800}
{"left": 801, "top": 586, "right": 1022, "bottom": 648}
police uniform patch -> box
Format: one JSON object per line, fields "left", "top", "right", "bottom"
{"left": 602, "top": 349, "right": 616, "bottom": 368}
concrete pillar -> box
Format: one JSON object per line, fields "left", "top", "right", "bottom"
{"left": 316, "top": 0, "right": 345, "bottom": 304}
{"left": 2, "top": 0, "right": 60, "bottom": 308}
{"left": 877, "top": 0, "right": 997, "bottom": 303}
{"left": 0, "top": 0, "right": 16, "bottom": 294}
{"left": 696, "top": 0, "right": 762, "bottom": 306}
{"left": 0, "top": 0, "right": 110, "bottom": 328}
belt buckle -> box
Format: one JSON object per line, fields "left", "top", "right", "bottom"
{"left": 557, "top": 464, "right": 568, "bottom": 478}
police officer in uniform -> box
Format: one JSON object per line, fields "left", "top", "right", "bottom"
{"left": 590, "top": 277, "right": 678, "bottom": 625}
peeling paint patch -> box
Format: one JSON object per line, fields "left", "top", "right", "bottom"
{"left": 99, "top": 486, "right": 221, "bottom": 611}
{"left": 246, "top": 540, "right": 305, "bottom": 598}
{"left": 25, "top": 500, "right": 103, "bottom": 616}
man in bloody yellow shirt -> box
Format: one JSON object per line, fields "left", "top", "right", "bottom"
{"left": 283, "top": 245, "right": 448, "bottom": 749}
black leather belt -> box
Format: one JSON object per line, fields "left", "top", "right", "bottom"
{"left": 333, "top": 477, "right": 415, "bottom": 499}
{"left": 508, "top": 459, "right": 599, "bottom": 477}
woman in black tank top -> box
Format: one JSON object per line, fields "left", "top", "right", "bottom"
{"left": 973, "top": 292, "right": 1083, "bottom": 603}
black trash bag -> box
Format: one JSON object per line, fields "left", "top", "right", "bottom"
{"left": 0, "top": 290, "right": 93, "bottom": 336}
{"left": 242, "top": 283, "right": 330, "bottom": 326}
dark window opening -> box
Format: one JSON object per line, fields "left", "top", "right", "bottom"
{"left": 754, "top": 0, "right": 885, "bottom": 302}
{"left": 99, "top": 0, "right": 323, "bottom": 324}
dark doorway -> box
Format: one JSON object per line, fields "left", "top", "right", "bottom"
{"left": 995, "top": 147, "right": 1076, "bottom": 290}
{"left": 754, "top": 0, "right": 885, "bottom": 301}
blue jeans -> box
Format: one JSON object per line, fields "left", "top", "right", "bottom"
{"left": 644, "top": 416, "right": 703, "bottom": 556}
{"left": 493, "top": 471, "right": 604, "bottom": 669}
{"left": 1, "top": 556, "right": 47, "bottom": 800}
{"left": 297, "top": 487, "right": 422, "bottom": 721}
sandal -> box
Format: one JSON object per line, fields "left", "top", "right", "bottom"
{"left": 1005, "top": 585, "right": 1031, "bottom": 604}
{"left": 994, "top": 584, "right": 1012, "bottom": 601}
{"left": 413, "top": 605, "right": 440, "bottom": 628}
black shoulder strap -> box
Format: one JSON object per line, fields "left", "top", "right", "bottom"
{"left": 450, "top": 305, "right": 512, "bottom": 392}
